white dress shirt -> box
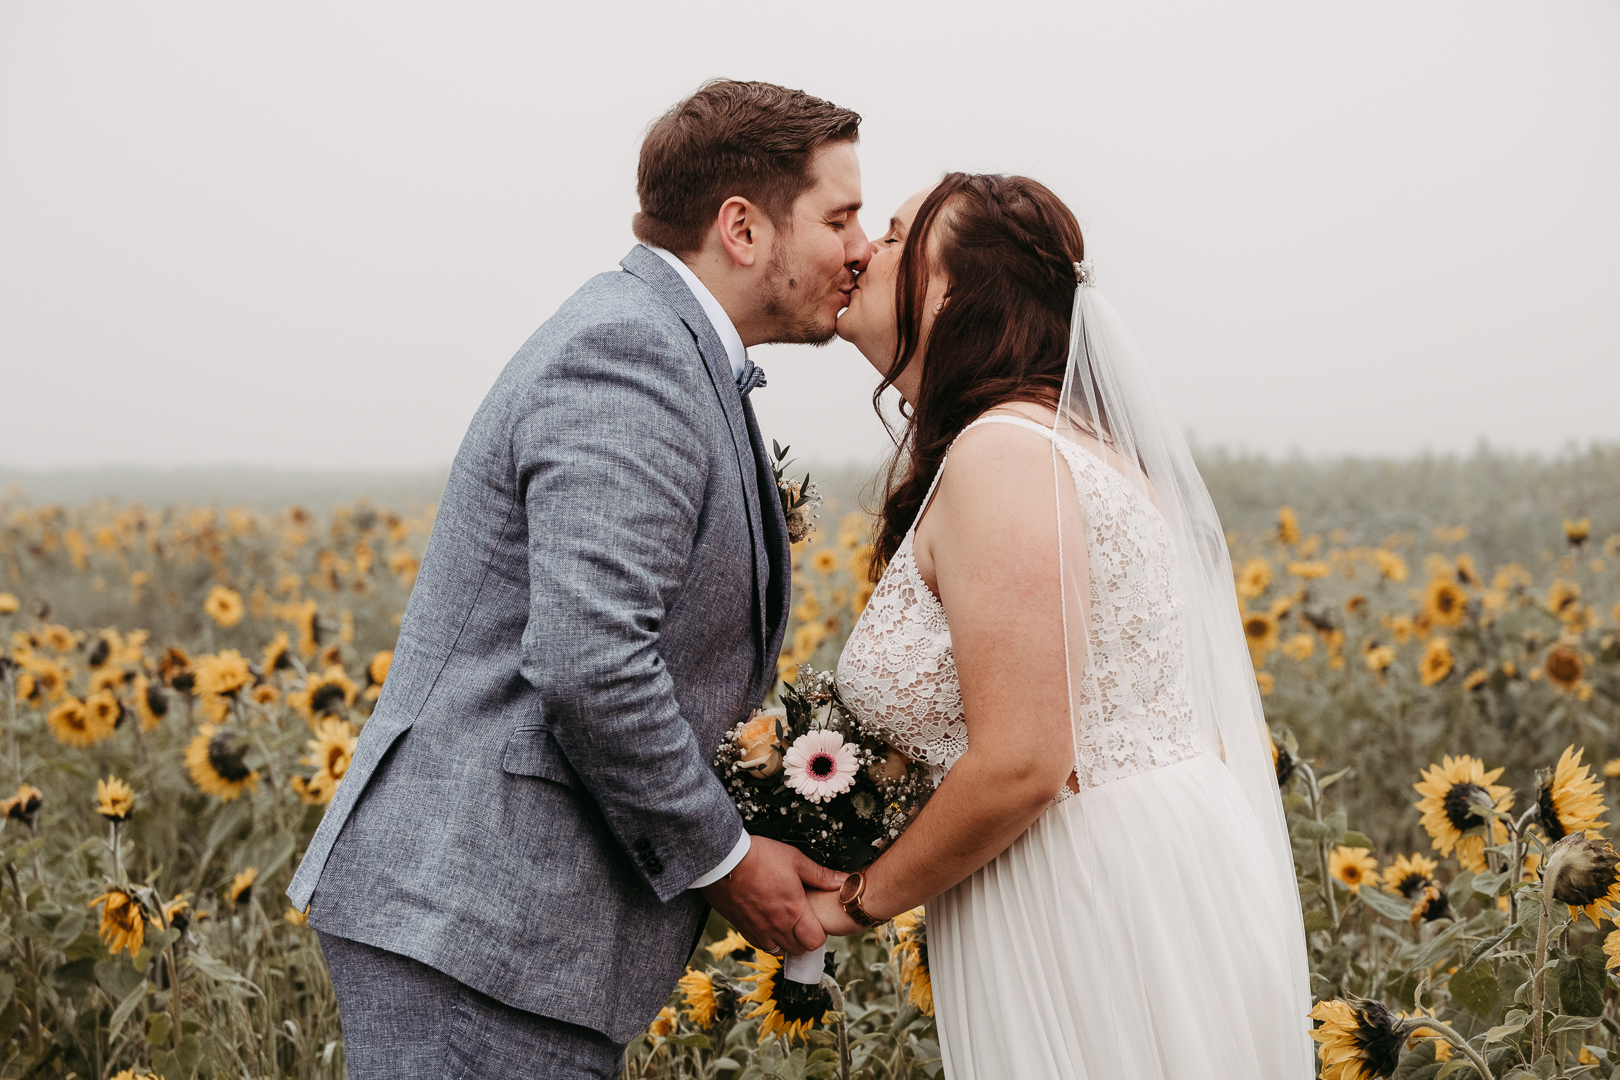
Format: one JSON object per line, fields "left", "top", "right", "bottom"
{"left": 646, "top": 245, "right": 753, "bottom": 889}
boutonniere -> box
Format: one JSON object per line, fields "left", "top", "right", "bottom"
{"left": 770, "top": 440, "right": 821, "bottom": 545}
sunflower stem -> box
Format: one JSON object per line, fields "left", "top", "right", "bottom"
{"left": 1533, "top": 885, "right": 1550, "bottom": 1062}
{"left": 1299, "top": 761, "right": 1339, "bottom": 927}
{"left": 1400, "top": 1016, "right": 1490, "bottom": 1079}
{"left": 820, "top": 973, "right": 850, "bottom": 1080}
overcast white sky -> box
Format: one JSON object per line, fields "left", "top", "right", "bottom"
{"left": 2, "top": 2, "right": 1616, "bottom": 472}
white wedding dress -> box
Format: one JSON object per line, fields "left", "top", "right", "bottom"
{"left": 836, "top": 414, "right": 1313, "bottom": 1079}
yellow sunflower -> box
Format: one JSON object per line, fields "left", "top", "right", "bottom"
{"left": 811, "top": 549, "right": 838, "bottom": 573}
{"left": 251, "top": 685, "right": 280, "bottom": 706}
{"left": 228, "top": 867, "right": 258, "bottom": 905}
{"left": 1408, "top": 882, "right": 1450, "bottom": 927}
{"left": 891, "top": 907, "right": 934, "bottom": 1016}
{"left": 1548, "top": 579, "right": 1581, "bottom": 617}
{"left": 1364, "top": 646, "right": 1396, "bottom": 674}
{"left": 1277, "top": 506, "right": 1300, "bottom": 545}
{"left": 287, "top": 665, "right": 358, "bottom": 727}
{"left": 1565, "top": 518, "right": 1591, "bottom": 545}
{"left": 739, "top": 951, "right": 833, "bottom": 1043}
{"left": 1236, "top": 558, "right": 1272, "bottom": 599}
{"left": 285, "top": 907, "right": 309, "bottom": 926}
{"left": 1243, "top": 611, "right": 1279, "bottom": 657}
{"left": 1288, "top": 560, "right": 1330, "bottom": 581}
{"left": 0, "top": 592, "right": 17, "bottom": 614}
{"left": 648, "top": 1005, "right": 677, "bottom": 1040}
{"left": 1535, "top": 745, "right": 1609, "bottom": 840}
{"left": 1345, "top": 594, "right": 1368, "bottom": 615}
{"left": 88, "top": 887, "right": 146, "bottom": 958}
{"left": 41, "top": 625, "right": 76, "bottom": 652}
{"left": 203, "top": 586, "right": 245, "bottom": 628}
{"left": 48, "top": 696, "right": 116, "bottom": 748}
{"left": 1282, "top": 634, "right": 1315, "bottom": 662}
{"left": 155, "top": 893, "right": 192, "bottom": 932}
{"left": 157, "top": 647, "right": 193, "bottom": 690}
{"left": 1329, "top": 847, "right": 1379, "bottom": 895}
{"left": 1604, "top": 926, "right": 1620, "bottom": 972}
{"left": 1402, "top": 1007, "right": 1454, "bottom": 1062}
{"left": 1375, "top": 549, "right": 1409, "bottom": 582}
{"left": 1382, "top": 853, "right": 1439, "bottom": 898}
{"left": 194, "top": 650, "right": 252, "bottom": 699}
{"left": 184, "top": 724, "right": 260, "bottom": 802}
{"left": 1255, "top": 671, "right": 1275, "bottom": 696}
{"left": 1423, "top": 578, "right": 1467, "bottom": 628}
{"left": 1462, "top": 668, "right": 1488, "bottom": 691}
{"left": 95, "top": 775, "right": 135, "bottom": 822}
{"left": 1309, "top": 998, "right": 1405, "bottom": 1080}
{"left": 706, "top": 928, "right": 750, "bottom": 959}
{"left": 1419, "top": 638, "right": 1453, "bottom": 687}
{"left": 1414, "top": 754, "right": 1514, "bottom": 872}
{"left": 84, "top": 689, "right": 123, "bottom": 733}
{"left": 289, "top": 718, "right": 357, "bottom": 806}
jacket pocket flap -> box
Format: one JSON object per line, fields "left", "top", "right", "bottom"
{"left": 501, "top": 726, "right": 579, "bottom": 788}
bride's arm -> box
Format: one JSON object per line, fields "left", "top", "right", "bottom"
{"left": 811, "top": 423, "right": 1078, "bottom": 932}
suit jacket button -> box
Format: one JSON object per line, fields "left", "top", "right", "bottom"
{"left": 632, "top": 838, "right": 652, "bottom": 853}
{"left": 645, "top": 856, "right": 664, "bottom": 875}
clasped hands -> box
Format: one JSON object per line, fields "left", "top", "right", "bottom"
{"left": 699, "top": 835, "right": 862, "bottom": 955}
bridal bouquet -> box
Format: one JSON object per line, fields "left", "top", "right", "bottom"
{"left": 715, "top": 668, "right": 934, "bottom": 984}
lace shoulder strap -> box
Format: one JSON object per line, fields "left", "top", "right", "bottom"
{"left": 909, "top": 414, "right": 1061, "bottom": 536}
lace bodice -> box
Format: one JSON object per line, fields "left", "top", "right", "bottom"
{"left": 835, "top": 415, "right": 1201, "bottom": 791}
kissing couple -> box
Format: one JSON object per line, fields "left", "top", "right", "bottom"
{"left": 288, "top": 79, "right": 1315, "bottom": 1079}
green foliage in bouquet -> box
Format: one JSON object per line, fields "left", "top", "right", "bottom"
{"left": 714, "top": 670, "right": 933, "bottom": 874}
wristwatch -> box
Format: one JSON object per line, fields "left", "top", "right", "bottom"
{"left": 838, "top": 870, "right": 884, "bottom": 929}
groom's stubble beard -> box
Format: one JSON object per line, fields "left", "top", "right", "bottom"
{"left": 757, "top": 245, "right": 840, "bottom": 348}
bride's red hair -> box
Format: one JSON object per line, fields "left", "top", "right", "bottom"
{"left": 870, "top": 173, "right": 1086, "bottom": 577}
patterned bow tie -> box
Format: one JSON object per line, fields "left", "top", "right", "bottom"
{"left": 735, "top": 359, "right": 767, "bottom": 398}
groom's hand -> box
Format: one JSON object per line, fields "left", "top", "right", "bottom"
{"left": 700, "top": 835, "right": 846, "bottom": 955}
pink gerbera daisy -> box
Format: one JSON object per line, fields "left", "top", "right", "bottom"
{"left": 783, "top": 730, "right": 858, "bottom": 804}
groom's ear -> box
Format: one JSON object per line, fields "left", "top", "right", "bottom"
{"left": 715, "top": 196, "right": 772, "bottom": 269}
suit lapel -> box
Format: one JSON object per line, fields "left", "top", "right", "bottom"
{"left": 620, "top": 246, "right": 772, "bottom": 678}
{"left": 741, "top": 396, "right": 792, "bottom": 698}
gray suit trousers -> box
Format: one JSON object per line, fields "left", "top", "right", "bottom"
{"left": 319, "top": 931, "right": 623, "bottom": 1080}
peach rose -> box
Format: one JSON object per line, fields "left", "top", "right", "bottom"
{"left": 737, "top": 710, "right": 784, "bottom": 778}
{"left": 871, "top": 746, "right": 910, "bottom": 783}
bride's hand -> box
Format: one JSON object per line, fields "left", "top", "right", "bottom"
{"left": 806, "top": 887, "right": 861, "bottom": 938}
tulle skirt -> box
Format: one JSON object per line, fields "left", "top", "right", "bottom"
{"left": 930, "top": 753, "right": 1314, "bottom": 1079}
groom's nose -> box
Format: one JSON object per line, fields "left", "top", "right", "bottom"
{"left": 846, "top": 228, "right": 872, "bottom": 276}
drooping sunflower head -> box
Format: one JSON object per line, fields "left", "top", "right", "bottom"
{"left": 185, "top": 724, "right": 261, "bottom": 802}
{"left": 193, "top": 650, "right": 253, "bottom": 699}
{"left": 261, "top": 631, "right": 294, "bottom": 677}
{"left": 1548, "top": 579, "right": 1581, "bottom": 617}
{"left": 1270, "top": 730, "right": 1298, "bottom": 788}
{"left": 1534, "top": 745, "right": 1609, "bottom": 841}
{"left": 88, "top": 887, "right": 146, "bottom": 958}
{"left": 1413, "top": 755, "right": 1513, "bottom": 872}
{"left": 1309, "top": 997, "right": 1406, "bottom": 1080}
{"left": 1544, "top": 645, "right": 1584, "bottom": 693}
{"left": 133, "top": 674, "right": 168, "bottom": 732}
{"left": 677, "top": 968, "right": 737, "bottom": 1028}
{"left": 228, "top": 867, "right": 258, "bottom": 906}
{"left": 0, "top": 783, "right": 43, "bottom": 825}
{"left": 1419, "top": 638, "right": 1454, "bottom": 687}
{"left": 1543, "top": 833, "right": 1620, "bottom": 925}
{"left": 95, "top": 775, "right": 135, "bottom": 822}
{"left": 1565, "top": 518, "right": 1591, "bottom": 546}
{"left": 364, "top": 650, "right": 392, "bottom": 701}
{"left": 1423, "top": 578, "right": 1467, "bottom": 628}
{"left": 157, "top": 647, "right": 193, "bottom": 692}
{"left": 1329, "top": 847, "right": 1379, "bottom": 895}
{"left": 891, "top": 907, "right": 933, "bottom": 1016}
{"left": 1382, "top": 853, "right": 1440, "bottom": 898}
{"left": 740, "top": 951, "right": 833, "bottom": 1043}
{"left": 158, "top": 893, "right": 192, "bottom": 933}
{"left": 1454, "top": 553, "right": 1480, "bottom": 586}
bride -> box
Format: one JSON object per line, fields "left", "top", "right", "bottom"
{"left": 806, "top": 173, "right": 1314, "bottom": 1077}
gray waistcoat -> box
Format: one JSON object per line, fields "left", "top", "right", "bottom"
{"left": 287, "top": 245, "right": 791, "bottom": 1042}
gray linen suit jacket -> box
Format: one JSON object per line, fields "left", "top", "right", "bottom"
{"left": 287, "top": 245, "right": 792, "bottom": 1043}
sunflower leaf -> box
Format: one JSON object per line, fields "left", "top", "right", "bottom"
{"left": 1484, "top": 1015, "right": 1529, "bottom": 1044}
{"left": 1547, "top": 1013, "right": 1601, "bottom": 1036}
{"left": 1447, "top": 962, "right": 1500, "bottom": 1018}
{"left": 1553, "top": 944, "right": 1608, "bottom": 1018}
{"left": 1358, "top": 885, "right": 1412, "bottom": 922}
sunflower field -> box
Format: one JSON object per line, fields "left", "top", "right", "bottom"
{"left": 1, "top": 462, "right": 1619, "bottom": 1078}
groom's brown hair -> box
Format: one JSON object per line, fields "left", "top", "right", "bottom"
{"left": 633, "top": 80, "right": 861, "bottom": 256}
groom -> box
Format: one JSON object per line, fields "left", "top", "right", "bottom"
{"left": 286, "top": 80, "right": 871, "bottom": 1078}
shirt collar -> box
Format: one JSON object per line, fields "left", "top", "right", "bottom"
{"left": 646, "top": 246, "right": 748, "bottom": 380}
